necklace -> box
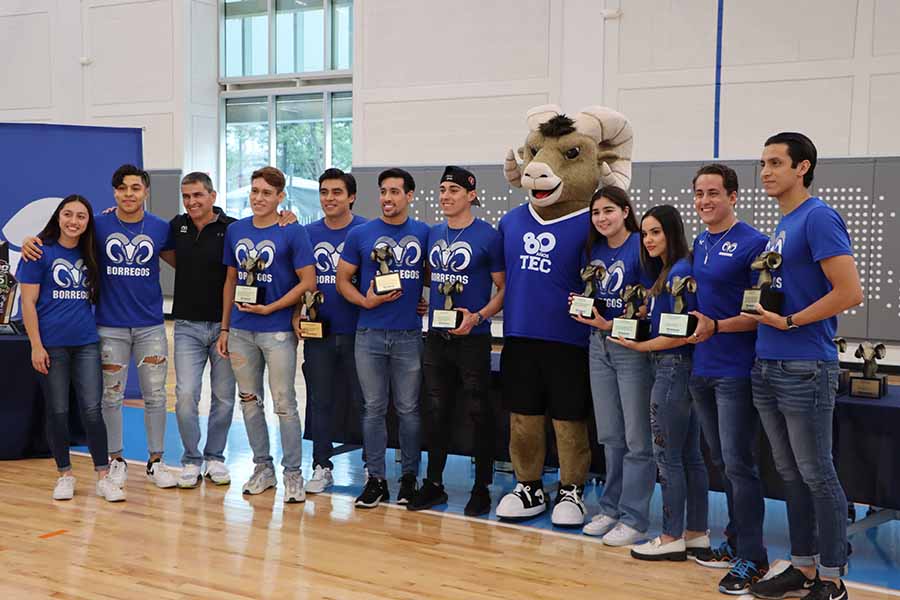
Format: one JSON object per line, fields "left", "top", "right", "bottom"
{"left": 116, "top": 211, "right": 145, "bottom": 237}
{"left": 703, "top": 220, "right": 737, "bottom": 264}
{"left": 603, "top": 231, "right": 631, "bottom": 266}
{"left": 445, "top": 219, "right": 472, "bottom": 247}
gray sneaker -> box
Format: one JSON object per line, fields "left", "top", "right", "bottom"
{"left": 242, "top": 464, "right": 276, "bottom": 495}
{"left": 284, "top": 471, "right": 306, "bottom": 503}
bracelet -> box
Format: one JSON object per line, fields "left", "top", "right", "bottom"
{"left": 713, "top": 320, "right": 719, "bottom": 334}
{"left": 220, "top": 328, "right": 229, "bottom": 333}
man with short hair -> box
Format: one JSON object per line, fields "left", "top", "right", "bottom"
{"left": 217, "top": 166, "right": 316, "bottom": 503}
{"left": 407, "top": 166, "right": 505, "bottom": 516}
{"left": 687, "top": 163, "right": 770, "bottom": 594}
{"left": 170, "top": 172, "right": 237, "bottom": 488}
{"left": 295, "top": 168, "right": 367, "bottom": 494}
{"left": 336, "top": 167, "right": 429, "bottom": 508}
{"left": 748, "top": 133, "right": 862, "bottom": 600}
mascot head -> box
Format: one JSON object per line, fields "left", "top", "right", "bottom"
{"left": 504, "top": 104, "right": 633, "bottom": 220}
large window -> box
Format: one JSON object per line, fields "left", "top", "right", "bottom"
{"left": 221, "top": 1, "right": 353, "bottom": 221}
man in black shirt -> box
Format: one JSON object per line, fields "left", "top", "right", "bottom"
{"left": 171, "top": 172, "right": 238, "bottom": 488}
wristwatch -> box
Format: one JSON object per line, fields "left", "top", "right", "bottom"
{"left": 786, "top": 315, "right": 800, "bottom": 330}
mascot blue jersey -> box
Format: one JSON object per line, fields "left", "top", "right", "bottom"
{"left": 499, "top": 203, "right": 591, "bottom": 348}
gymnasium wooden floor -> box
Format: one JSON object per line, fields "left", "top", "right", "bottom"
{"left": 1, "top": 457, "right": 895, "bottom": 600}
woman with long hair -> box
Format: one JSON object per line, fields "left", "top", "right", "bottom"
{"left": 18, "top": 195, "right": 124, "bottom": 502}
{"left": 610, "top": 204, "right": 710, "bottom": 560}
{"left": 570, "top": 187, "right": 655, "bottom": 546}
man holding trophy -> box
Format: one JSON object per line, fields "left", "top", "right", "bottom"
{"left": 407, "top": 166, "right": 505, "bottom": 516}
{"left": 746, "top": 133, "right": 862, "bottom": 600}
{"left": 336, "top": 168, "right": 430, "bottom": 508}
{"left": 683, "top": 164, "right": 771, "bottom": 594}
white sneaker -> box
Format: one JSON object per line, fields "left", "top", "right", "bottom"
{"left": 304, "top": 465, "right": 334, "bottom": 494}
{"left": 203, "top": 460, "right": 231, "bottom": 485}
{"left": 53, "top": 474, "right": 76, "bottom": 501}
{"left": 284, "top": 471, "right": 306, "bottom": 503}
{"left": 243, "top": 464, "right": 277, "bottom": 495}
{"left": 602, "top": 522, "right": 645, "bottom": 547}
{"left": 177, "top": 464, "right": 202, "bottom": 489}
{"left": 96, "top": 476, "right": 126, "bottom": 502}
{"left": 146, "top": 459, "right": 178, "bottom": 489}
{"left": 630, "top": 536, "right": 687, "bottom": 561}
{"left": 108, "top": 457, "right": 128, "bottom": 488}
{"left": 583, "top": 514, "right": 617, "bottom": 537}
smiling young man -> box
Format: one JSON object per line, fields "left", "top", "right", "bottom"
{"left": 336, "top": 168, "right": 430, "bottom": 508}
{"left": 406, "top": 166, "right": 505, "bottom": 516}
{"left": 746, "top": 133, "right": 862, "bottom": 600}
{"left": 295, "top": 168, "right": 368, "bottom": 494}
{"left": 685, "top": 164, "right": 770, "bottom": 594}
{"left": 216, "top": 166, "right": 316, "bottom": 503}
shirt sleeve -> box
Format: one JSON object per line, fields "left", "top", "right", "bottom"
{"left": 488, "top": 228, "right": 505, "bottom": 273}
{"left": 15, "top": 252, "right": 45, "bottom": 284}
{"left": 806, "top": 206, "right": 853, "bottom": 262}
{"left": 291, "top": 224, "right": 315, "bottom": 270}
{"left": 222, "top": 224, "right": 237, "bottom": 267}
{"left": 341, "top": 227, "right": 362, "bottom": 267}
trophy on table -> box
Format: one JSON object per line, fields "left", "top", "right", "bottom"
{"left": 611, "top": 283, "right": 651, "bottom": 341}
{"left": 432, "top": 280, "right": 465, "bottom": 330}
{"left": 298, "top": 290, "right": 327, "bottom": 339}
{"left": 569, "top": 263, "right": 606, "bottom": 318}
{"left": 371, "top": 245, "right": 402, "bottom": 295}
{"left": 833, "top": 337, "right": 850, "bottom": 395}
{"left": 741, "top": 251, "right": 784, "bottom": 315}
{"left": 659, "top": 276, "right": 698, "bottom": 337}
{"left": 234, "top": 255, "right": 267, "bottom": 305}
{"left": 0, "top": 241, "right": 18, "bottom": 335}
{"left": 849, "top": 341, "right": 888, "bottom": 399}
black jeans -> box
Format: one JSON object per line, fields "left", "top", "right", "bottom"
{"left": 423, "top": 333, "right": 494, "bottom": 487}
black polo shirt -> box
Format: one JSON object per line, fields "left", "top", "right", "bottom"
{"left": 170, "top": 207, "right": 236, "bottom": 322}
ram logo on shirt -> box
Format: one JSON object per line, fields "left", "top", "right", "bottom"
{"left": 519, "top": 231, "right": 556, "bottom": 273}
{"left": 719, "top": 241, "right": 738, "bottom": 257}
{"left": 51, "top": 258, "right": 89, "bottom": 299}
{"left": 235, "top": 239, "right": 276, "bottom": 283}
{"left": 429, "top": 240, "right": 472, "bottom": 285}
{"left": 373, "top": 235, "right": 423, "bottom": 280}
{"left": 105, "top": 232, "right": 154, "bottom": 277}
{"left": 313, "top": 241, "right": 343, "bottom": 285}
{"left": 594, "top": 259, "right": 626, "bottom": 308}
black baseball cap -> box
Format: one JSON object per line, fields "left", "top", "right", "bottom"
{"left": 440, "top": 165, "right": 481, "bottom": 206}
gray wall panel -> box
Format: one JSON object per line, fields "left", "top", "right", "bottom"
{"left": 868, "top": 158, "right": 900, "bottom": 341}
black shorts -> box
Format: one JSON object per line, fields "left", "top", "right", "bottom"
{"left": 500, "top": 337, "right": 590, "bottom": 421}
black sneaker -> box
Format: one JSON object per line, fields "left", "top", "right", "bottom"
{"left": 355, "top": 477, "right": 389, "bottom": 508}
{"left": 750, "top": 565, "right": 818, "bottom": 599}
{"left": 396, "top": 473, "right": 418, "bottom": 505}
{"left": 805, "top": 579, "right": 848, "bottom": 600}
{"left": 719, "top": 558, "right": 768, "bottom": 595}
{"left": 695, "top": 540, "right": 737, "bottom": 568}
{"left": 406, "top": 479, "right": 447, "bottom": 511}
{"left": 464, "top": 485, "right": 492, "bottom": 517}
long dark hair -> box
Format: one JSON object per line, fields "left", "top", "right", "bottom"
{"left": 639, "top": 204, "right": 691, "bottom": 297}
{"left": 584, "top": 186, "right": 640, "bottom": 259}
{"left": 37, "top": 195, "right": 100, "bottom": 304}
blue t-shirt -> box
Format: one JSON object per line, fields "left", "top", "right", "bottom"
{"left": 499, "top": 204, "right": 590, "bottom": 347}
{"left": 756, "top": 197, "right": 853, "bottom": 361}
{"left": 307, "top": 215, "right": 368, "bottom": 335}
{"left": 341, "top": 217, "right": 430, "bottom": 331}
{"left": 427, "top": 218, "right": 504, "bottom": 336}
{"left": 94, "top": 211, "right": 173, "bottom": 328}
{"left": 588, "top": 232, "right": 653, "bottom": 321}
{"left": 16, "top": 243, "right": 99, "bottom": 347}
{"left": 692, "top": 221, "right": 769, "bottom": 377}
{"left": 648, "top": 257, "right": 696, "bottom": 356}
{"left": 223, "top": 219, "right": 315, "bottom": 333}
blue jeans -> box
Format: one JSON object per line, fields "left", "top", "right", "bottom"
{"left": 589, "top": 331, "right": 655, "bottom": 532}
{"left": 98, "top": 325, "right": 168, "bottom": 456}
{"left": 354, "top": 328, "right": 423, "bottom": 480}
{"left": 691, "top": 375, "right": 767, "bottom": 565}
{"left": 752, "top": 359, "right": 847, "bottom": 578}
{"left": 38, "top": 343, "right": 109, "bottom": 472}
{"left": 174, "top": 320, "right": 236, "bottom": 466}
{"left": 302, "top": 333, "right": 364, "bottom": 470}
{"left": 229, "top": 328, "right": 302, "bottom": 472}
{"left": 650, "top": 352, "right": 709, "bottom": 539}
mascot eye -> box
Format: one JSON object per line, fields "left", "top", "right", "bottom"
{"left": 529, "top": 146, "right": 540, "bottom": 156}
{"left": 564, "top": 147, "right": 581, "bottom": 160}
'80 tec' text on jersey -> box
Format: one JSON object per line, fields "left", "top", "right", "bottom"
{"left": 499, "top": 204, "right": 590, "bottom": 348}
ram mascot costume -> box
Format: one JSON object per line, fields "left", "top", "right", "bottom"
{"left": 496, "top": 104, "right": 633, "bottom": 525}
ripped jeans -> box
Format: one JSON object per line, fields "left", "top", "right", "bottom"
{"left": 98, "top": 325, "right": 169, "bottom": 457}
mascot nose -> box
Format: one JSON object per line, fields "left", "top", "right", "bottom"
{"left": 523, "top": 161, "right": 555, "bottom": 180}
